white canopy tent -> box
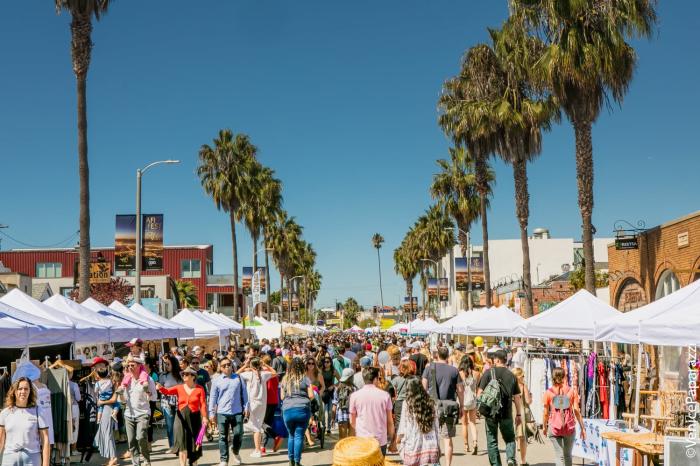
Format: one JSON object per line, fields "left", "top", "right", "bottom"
{"left": 44, "top": 294, "right": 139, "bottom": 343}
{"left": 81, "top": 298, "right": 159, "bottom": 340}
{"left": 1, "top": 289, "right": 110, "bottom": 343}
{"left": 201, "top": 311, "right": 243, "bottom": 330}
{"left": 409, "top": 317, "right": 439, "bottom": 334}
{"left": 170, "top": 309, "right": 230, "bottom": 342}
{"left": 461, "top": 306, "right": 527, "bottom": 337}
{"left": 595, "top": 277, "right": 700, "bottom": 344}
{"left": 433, "top": 308, "right": 491, "bottom": 334}
{"left": 518, "top": 289, "right": 621, "bottom": 340}
{"left": 637, "top": 299, "right": 700, "bottom": 346}
{"left": 386, "top": 322, "right": 408, "bottom": 333}
{"left": 0, "top": 300, "right": 76, "bottom": 347}
{"left": 109, "top": 301, "right": 179, "bottom": 340}
{"left": 130, "top": 303, "right": 195, "bottom": 339}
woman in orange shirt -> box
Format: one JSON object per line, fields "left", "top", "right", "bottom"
{"left": 157, "top": 366, "right": 208, "bottom": 466}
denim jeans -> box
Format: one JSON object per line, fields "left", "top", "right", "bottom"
{"left": 217, "top": 413, "right": 244, "bottom": 461}
{"left": 548, "top": 433, "right": 574, "bottom": 466}
{"left": 162, "top": 405, "right": 176, "bottom": 447}
{"left": 283, "top": 406, "right": 311, "bottom": 463}
{"left": 324, "top": 398, "right": 333, "bottom": 429}
{"left": 485, "top": 417, "right": 516, "bottom": 466}
{"left": 1, "top": 450, "right": 42, "bottom": 466}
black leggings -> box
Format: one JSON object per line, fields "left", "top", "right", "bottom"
{"left": 263, "top": 403, "right": 278, "bottom": 446}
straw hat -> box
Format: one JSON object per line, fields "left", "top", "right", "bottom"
{"left": 332, "top": 437, "right": 400, "bottom": 466}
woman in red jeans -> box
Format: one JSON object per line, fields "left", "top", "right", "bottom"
{"left": 157, "top": 367, "right": 208, "bottom": 466}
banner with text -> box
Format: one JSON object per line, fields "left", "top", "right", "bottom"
{"left": 455, "top": 257, "right": 468, "bottom": 291}
{"left": 142, "top": 214, "right": 163, "bottom": 270}
{"left": 427, "top": 278, "right": 438, "bottom": 298}
{"left": 115, "top": 215, "right": 137, "bottom": 271}
{"left": 439, "top": 278, "right": 449, "bottom": 302}
{"left": 403, "top": 296, "right": 418, "bottom": 312}
{"left": 256, "top": 267, "right": 266, "bottom": 295}
{"left": 242, "top": 267, "right": 253, "bottom": 295}
{"left": 470, "top": 254, "right": 485, "bottom": 290}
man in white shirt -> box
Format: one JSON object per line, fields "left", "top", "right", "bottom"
{"left": 120, "top": 355, "right": 155, "bottom": 466}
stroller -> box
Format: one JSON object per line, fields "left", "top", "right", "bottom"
{"left": 309, "top": 391, "right": 326, "bottom": 448}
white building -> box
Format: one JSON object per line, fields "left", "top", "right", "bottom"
{"left": 435, "top": 228, "right": 613, "bottom": 319}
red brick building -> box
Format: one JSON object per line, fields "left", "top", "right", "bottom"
{"left": 608, "top": 211, "right": 700, "bottom": 311}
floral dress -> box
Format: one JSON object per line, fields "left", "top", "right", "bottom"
{"left": 397, "top": 403, "right": 441, "bottom": 466}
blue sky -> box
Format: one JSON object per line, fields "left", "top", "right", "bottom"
{"left": 0, "top": 1, "right": 698, "bottom": 309}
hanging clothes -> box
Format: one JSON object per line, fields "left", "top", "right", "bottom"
{"left": 40, "top": 367, "right": 72, "bottom": 445}
{"left": 77, "top": 380, "right": 98, "bottom": 453}
{"left": 0, "top": 372, "right": 10, "bottom": 408}
{"left": 597, "top": 361, "right": 609, "bottom": 420}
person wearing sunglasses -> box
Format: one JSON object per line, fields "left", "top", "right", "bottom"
{"left": 209, "top": 358, "right": 248, "bottom": 466}
{"left": 157, "top": 367, "right": 208, "bottom": 466}
{"left": 0, "top": 377, "right": 50, "bottom": 466}
{"left": 120, "top": 354, "right": 157, "bottom": 466}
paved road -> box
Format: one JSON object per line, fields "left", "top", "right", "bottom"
{"left": 84, "top": 420, "right": 594, "bottom": 466}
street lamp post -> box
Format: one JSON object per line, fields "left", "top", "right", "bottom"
{"left": 446, "top": 227, "right": 473, "bottom": 310}
{"left": 135, "top": 160, "right": 180, "bottom": 305}
{"left": 420, "top": 258, "right": 440, "bottom": 319}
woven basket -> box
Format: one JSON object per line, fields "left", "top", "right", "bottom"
{"left": 333, "top": 437, "right": 386, "bottom": 466}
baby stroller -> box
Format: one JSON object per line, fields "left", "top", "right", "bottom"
{"left": 309, "top": 390, "right": 326, "bottom": 448}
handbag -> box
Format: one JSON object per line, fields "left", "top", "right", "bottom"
{"left": 430, "top": 364, "right": 460, "bottom": 425}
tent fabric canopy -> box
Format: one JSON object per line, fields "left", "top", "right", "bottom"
{"left": 637, "top": 299, "right": 700, "bottom": 346}
{"left": 130, "top": 303, "right": 195, "bottom": 339}
{"left": 109, "top": 301, "right": 178, "bottom": 340}
{"left": 1, "top": 289, "right": 110, "bottom": 343}
{"left": 0, "top": 300, "right": 76, "bottom": 347}
{"left": 81, "top": 298, "right": 160, "bottom": 341}
{"left": 433, "top": 308, "right": 491, "bottom": 334}
{"left": 409, "top": 317, "right": 439, "bottom": 333}
{"left": 458, "top": 306, "right": 526, "bottom": 337}
{"left": 170, "top": 309, "right": 230, "bottom": 340}
{"left": 518, "top": 289, "right": 621, "bottom": 340}
{"left": 595, "top": 278, "right": 700, "bottom": 344}
{"left": 44, "top": 294, "right": 138, "bottom": 343}
{"left": 201, "top": 311, "right": 242, "bottom": 330}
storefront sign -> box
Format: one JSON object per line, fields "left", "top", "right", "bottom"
{"left": 678, "top": 231, "right": 689, "bottom": 248}
{"left": 89, "top": 262, "right": 111, "bottom": 284}
{"left": 615, "top": 236, "right": 638, "bottom": 250}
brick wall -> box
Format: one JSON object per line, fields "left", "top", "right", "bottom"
{"left": 608, "top": 211, "right": 700, "bottom": 309}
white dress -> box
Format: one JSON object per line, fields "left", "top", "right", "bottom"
{"left": 35, "top": 384, "right": 54, "bottom": 445}
{"left": 240, "top": 371, "right": 274, "bottom": 432}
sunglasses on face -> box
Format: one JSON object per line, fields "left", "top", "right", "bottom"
{"left": 181, "top": 373, "right": 194, "bottom": 378}
{"left": 127, "top": 364, "right": 137, "bottom": 368}
{"left": 191, "top": 362, "right": 200, "bottom": 365}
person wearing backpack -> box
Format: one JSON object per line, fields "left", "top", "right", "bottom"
{"left": 476, "top": 349, "right": 523, "bottom": 466}
{"left": 421, "top": 347, "right": 464, "bottom": 466}
{"left": 333, "top": 368, "right": 357, "bottom": 439}
{"left": 543, "top": 367, "right": 585, "bottom": 466}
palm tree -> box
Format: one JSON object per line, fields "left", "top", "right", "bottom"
{"left": 269, "top": 212, "right": 303, "bottom": 322}
{"left": 175, "top": 280, "right": 199, "bottom": 309}
{"left": 510, "top": 0, "right": 657, "bottom": 293}
{"left": 394, "top": 241, "right": 419, "bottom": 319}
{"left": 55, "top": 0, "right": 112, "bottom": 301}
{"left": 430, "top": 146, "right": 482, "bottom": 308}
{"left": 439, "top": 64, "right": 498, "bottom": 307}
{"left": 197, "top": 130, "right": 257, "bottom": 321}
{"left": 371, "top": 233, "right": 385, "bottom": 310}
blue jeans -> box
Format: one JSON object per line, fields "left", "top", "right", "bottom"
{"left": 283, "top": 406, "right": 311, "bottom": 463}
{"left": 162, "top": 405, "right": 176, "bottom": 447}
{"left": 217, "top": 413, "right": 244, "bottom": 460}
{"left": 324, "top": 399, "right": 333, "bottom": 429}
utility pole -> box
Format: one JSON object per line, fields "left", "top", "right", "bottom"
{"left": 0, "top": 225, "right": 8, "bottom": 251}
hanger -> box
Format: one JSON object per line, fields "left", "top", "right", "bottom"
{"left": 43, "top": 356, "right": 50, "bottom": 369}
{"left": 79, "top": 370, "right": 96, "bottom": 383}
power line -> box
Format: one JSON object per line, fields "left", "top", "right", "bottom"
{"left": 0, "top": 229, "right": 79, "bottom": 249}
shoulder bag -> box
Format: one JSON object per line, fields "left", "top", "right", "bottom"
{"left": 430, "top": 364, "right": 460, "bottom": 425}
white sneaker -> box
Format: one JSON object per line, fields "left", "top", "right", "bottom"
{"left": 250, "top": 451, "right": 263, "bottom": 458}
{"left": 231, "top": 454, "right": 242, "bottom": 465}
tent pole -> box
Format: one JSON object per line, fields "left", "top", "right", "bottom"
{"left": 634, "top": 341, "right": 643, "bottom": 428}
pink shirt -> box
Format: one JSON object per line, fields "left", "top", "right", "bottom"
{"left": 349, "top": 384, "right": 392, "bottom": 446}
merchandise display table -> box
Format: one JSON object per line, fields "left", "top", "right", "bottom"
{"left": 601, "top": 431, "right": 663, "bottom": 466}
{"left": 572, "top": 418, "right": 650, "bottom": 466}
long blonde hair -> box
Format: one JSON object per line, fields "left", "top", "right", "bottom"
{"left": 283, "top": 357, "right": 306, "bottom": 397}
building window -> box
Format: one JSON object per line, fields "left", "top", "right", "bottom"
{"left": 60, "top": 287, "right": 74, "bottom": 298}
{"left": 206, "top": 260, "right": 213, "bottom": 276}
{"left": 36, "top": 262, "right": 62, "bottom": 278}
{"left": 181, "top": 259, "right": 201, "bottom": 278}
{"left": 655, "top": 269, "right": 680, "bottom": 299}
{"left": 115, "top": 269, "right": 136, "bottom": 277}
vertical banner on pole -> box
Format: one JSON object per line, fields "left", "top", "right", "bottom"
{"left": 439, "top": 278, "right": 449, "bottom": 302}
{"left": 470, "top": 254, "right": 485, "bottom": 290}
{"left": 115, "top": 215, "right": 136, "bottom": 271}
{"left": 242, "top": 267, "right": 253, "bottom": 295}
{"left": 256, "top": 267, "right": 266, "bottom": 295}
{"left": 455, "top": 258, "right": 468, "bottom": 291}
{"left": 427, "top": 278, "right": 438, "bottom": 299}
{"left": 142, "top": 214, "right": 163, "bottom": 270}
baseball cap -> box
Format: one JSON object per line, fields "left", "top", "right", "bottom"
{"left": 359, "top": 356, "right": 372, "bottom": 368}
{"left": 339, "top": 368, "right": 355, "bottom": 382}
{"left": 125, "top": 338, "right": 143, "bottom": 347}
{"left": 364, "top": 343, "right": 372, "bottom": 351}
{"left": 90, "top": 357, "right": 110, "bottom": 367}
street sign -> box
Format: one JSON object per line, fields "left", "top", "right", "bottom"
{"left": 615, "top": 236, "right": 639, "bottom": 250}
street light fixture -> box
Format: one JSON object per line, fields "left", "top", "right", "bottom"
{"left": 445, "top": 227, "right": 473, "bottom": 310}
{"left": 135, "top": 159, "right": 180, "bottom": 304}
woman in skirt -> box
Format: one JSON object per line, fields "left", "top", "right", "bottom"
{"left": 157, "top": 367, "right": 208, "bottom": 466}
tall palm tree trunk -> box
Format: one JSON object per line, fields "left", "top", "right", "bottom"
{"left": 264, "top": 245, "right": 271, "bottom": 318}
{"left": 406, "top": 279, "right": 414, "bottom": 320}
{"left": 513, "top": 159, "right": 534, "bottom": 317}
{"left": 376, "top": 248, "right": 384, "bottom": 309}
{"left": 458, "top": 226, "right": 470, "bottom": 309}
{"left": 475, "top": 154, "right": 492, "bottom": 307}
{"left": 229, "top": 211, "right": 240, "bottom": 320}
{"left": 574, "top": 121, "right": 597, "bottom": 295}
{"left": 72, "top": 14, "right": 92, "bottom": 302}
{"left": 420, "top": 269, "right": 427, "bottom": 318}
{"left": 286, "top": 276, "right": 292, "bottom": 322}
{"left": 279, "top": 271, "right": 284, "bottom": 320}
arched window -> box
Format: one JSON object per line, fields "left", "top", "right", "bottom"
{"left": 655, "top": 269, "right": 680, "bottom": 299}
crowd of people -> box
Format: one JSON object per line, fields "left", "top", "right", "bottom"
{"left": 0, "top": 333, "right": 586, "bottom": 466}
